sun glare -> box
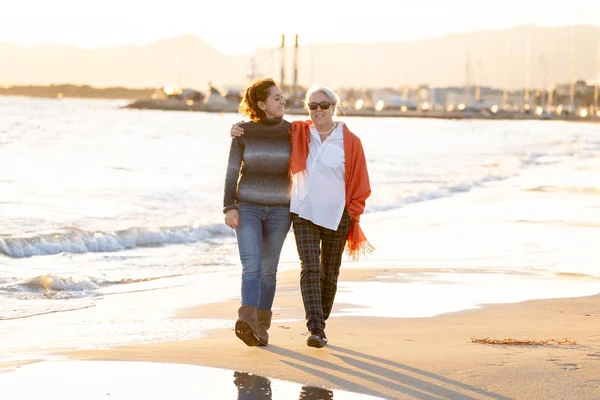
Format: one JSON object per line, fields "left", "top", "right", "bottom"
{"left": 163, "top": 85, "right": 181, "bottom": 96}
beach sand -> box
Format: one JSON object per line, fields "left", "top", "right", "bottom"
{"left": 63, "top": 267, "right": 600, "bottom": 400}
{"left": 4, "top": 152, "right": 600, "bottom": 399}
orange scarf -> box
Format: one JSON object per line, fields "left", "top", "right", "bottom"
{"left": 289, "top": 121, "right": 373, "bottom": 260}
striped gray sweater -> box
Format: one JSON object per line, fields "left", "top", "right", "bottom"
{"left": 223, "top": 117, "right": 292, "bottom": 213}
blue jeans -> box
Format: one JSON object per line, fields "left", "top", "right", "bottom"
{"left": 235, "top": 202, "right": 291, "bottom": 310}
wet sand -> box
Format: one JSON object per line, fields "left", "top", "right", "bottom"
{"left": 0, "top": 360, "right": 39, "bottom": 372}
{"left": 5, "top": 152, "right": 600, "bottom": 399}
{"left": 63, "top": 268, "right": 600, "bottom": 400}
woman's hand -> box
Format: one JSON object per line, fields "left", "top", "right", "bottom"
{"left": 224, "top": 209, "right": 239, "bottom": 229}
{"left": 231, "top": 122, "right": 245, "bottom": 138}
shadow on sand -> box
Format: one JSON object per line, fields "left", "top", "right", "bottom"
{"left": 261, "top": 344, "right": 511, "bottom": 400}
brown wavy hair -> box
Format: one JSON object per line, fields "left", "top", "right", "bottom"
{"left": 239, "top": 78, "right": 277, "bottom": 122}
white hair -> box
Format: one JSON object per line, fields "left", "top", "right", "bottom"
{"left": 304, "top": 84, "right": 342, "bottom": 116}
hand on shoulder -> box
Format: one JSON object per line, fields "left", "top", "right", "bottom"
{"left": 231, "top": 120, "right": 245, "bottom": 138}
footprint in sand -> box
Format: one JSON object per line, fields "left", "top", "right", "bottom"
{"left": 587, "top": 352, "right": 600, "bottom": 358}
{"left": 556, "top": 362, "right": 580, "bottom": 371}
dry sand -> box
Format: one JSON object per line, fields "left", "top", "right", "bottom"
{"left": 62, "top": 267, "right": 600, "bottom": 399}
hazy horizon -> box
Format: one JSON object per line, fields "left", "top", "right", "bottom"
{"left": 3, "top": 0, "right": 600, "bottom": 54}
{"left": 4, "top": 22, "right": 600, "bottom": 55}
{"left": 2, "top": 24, "right": 600, "bottom": 90}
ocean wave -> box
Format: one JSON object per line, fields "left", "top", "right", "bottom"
{"left": 1, "top": 272, "right": 190, "bottom": 297}
{"left": 0, "top": 304, "right": 96, "bottom": 321}
{"left": 367, "top": 172, "right": 510, "bottom": 213}
{"left": 526, "top": 185, "right": 600, "bottom": 195}
{"left": 0, "top": 223, "right": 233, "bottom": 258}
{"left": 24, "top": 274, "right": 100, "bottom": 291}
{"left": 367, "top": 148, "right": 578, "bottom": 214}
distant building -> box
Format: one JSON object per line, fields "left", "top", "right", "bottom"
{"left": 223, "top": 87, "right": 243, "bottom": 104}
{"left": 152, "top": 85, "right": 204, "bottom": 102}
{"left": 555, "top": 80, "right": 593, "bottom": 99}
{"left": 203, "top": 83, "right": 229, "bottom": 106}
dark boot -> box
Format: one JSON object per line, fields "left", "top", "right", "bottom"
{"left": 256, "top": 309, "right": 273, "bottom": 346}
{"left": 306, "top": 328, "right": 326, "bottom": 348}
{"left": 235, "top": 305, "right": 260, "bottom": 346}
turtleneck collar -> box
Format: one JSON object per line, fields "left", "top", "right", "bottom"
{"left": 261, "top": 117, "right": 284, "bottom": 126}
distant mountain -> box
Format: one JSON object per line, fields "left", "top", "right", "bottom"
{"left": 0, "top": 35, "right": 250, "bottom": 90}
{"left": 1, "top": 25, "right": 599, "bottom": 90}
{"left": 294, "top": 24, "right": 600, "bottom": 89}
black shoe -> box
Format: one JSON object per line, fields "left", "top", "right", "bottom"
{"left": 322, "top": 330, "right": 328, "bottom": 345}
{"left": 306, "top": 329, "right": 325, "bottom": 348}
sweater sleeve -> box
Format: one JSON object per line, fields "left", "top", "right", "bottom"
{"left": 223, "top": 137, "right": 243, "bottom": 213}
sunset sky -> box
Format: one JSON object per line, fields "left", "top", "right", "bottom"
{"left": 3, "top": 0, "right": 600, "bottom": 53}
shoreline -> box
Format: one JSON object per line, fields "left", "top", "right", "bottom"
{"left": 3, "top": 93, "right": 598, "bottom": 123}
{"left": 0, "top": 94, "right": 600, "bottom": 123}
{"left": 123, "top": 98, "right": 600, "bottom": 123}
{"left": 59, "top": 267, "right": 600, "bottom": 399}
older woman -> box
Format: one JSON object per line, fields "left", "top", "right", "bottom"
{"left": 230, "top": 84, "right": 372, "bottom": 348}
{"left": 289, "top": 85, "right": 372, "bottom": 348}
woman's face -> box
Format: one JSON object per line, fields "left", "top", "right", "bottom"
{"left": 308, "top": 91, "right": 334, "bottom": 127}
{"left": 260, "top": 86, "right": 286, "bottom": 119}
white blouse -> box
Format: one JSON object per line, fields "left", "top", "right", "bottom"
{"left": 290, "top": 122, "right": 346, "bottom": 230}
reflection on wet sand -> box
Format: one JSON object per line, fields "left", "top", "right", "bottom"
{"left": 234, "top": 371, "right": 272, "bottom": 399}
{"left": 0, "top": 361, "right": 381, "bottom": 399}
{"left": 299, "top": 385, "right": 335, "bottom": 400}
{"left": 234, "top": 371, "right": 335, "bottom": 399}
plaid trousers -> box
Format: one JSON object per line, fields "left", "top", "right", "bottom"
{"left": 292, "top": 210, "right": 351, "bottom": 333}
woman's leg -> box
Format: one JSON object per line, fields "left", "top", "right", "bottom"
{"left": 319, "top": 210, "right": 352, "bottom": 322}
{"left": 255, "top": 206, "right": 291, "bottom": 345}
{"left": 258, "top": 205, "right": 291, "bottom": 311}
{"left": 235, "top": 203, "right": 264, "bottom": 307}
{"left": 234, "top": 203, "right": 265, "bottom": 346}
{"left": 292, "top": 214, "right": 324, "bottom": 334}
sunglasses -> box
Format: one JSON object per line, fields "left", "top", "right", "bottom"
{"left": 308, "top": 101, "right": 334, "bottom": 111}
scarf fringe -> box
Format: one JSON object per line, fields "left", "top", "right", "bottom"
{"left": 345, "top": 239, "right": 375, "bottom": 261}
{"left": 345, "top": 219, "right": 374, "bottom": 261}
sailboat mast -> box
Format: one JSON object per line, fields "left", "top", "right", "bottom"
{"left": 503, "top": 38, "right": 510, "bottom": 109}
{"left": 570, "top": 27, "right": 575, "bottom": 108}
{"left": 524, "top": 36, "right": 531, "bottom": 110}
{"left": 475, "top": 58, "right": 481, "bottom": 102}
{"left": 595, "top": 41, "right": 599, "bottom": 115}
{"left": 293, "top": 34, "right": 299, "bottom": 104}
{"left": 280, "top": 34, "right": 286, "bottom": 91}
{"left": 548, "top": 44, "right": 555, "bottom": 108}
{"left": 464, "top": 48, "right": 471, "bottom": 105}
